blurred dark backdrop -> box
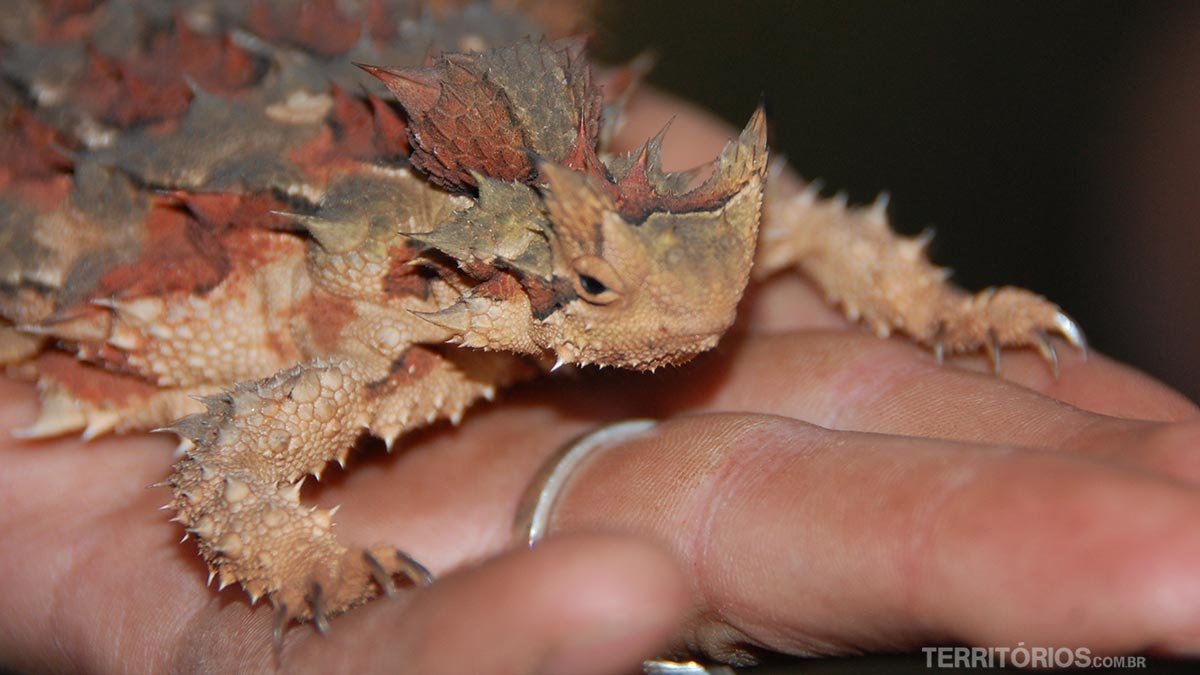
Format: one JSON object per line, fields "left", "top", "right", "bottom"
{"left": 592, "top": 0, "right": 1199, "bottom": 403}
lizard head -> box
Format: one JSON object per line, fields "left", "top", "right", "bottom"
{"left": 411, "top": 108, "right": 769, "bottom": 371}
{"left": 372, "top": 38, "right": 768, "bottom": 370}
{"left": 534, "top": 108, "right": 768, "bottom": 369}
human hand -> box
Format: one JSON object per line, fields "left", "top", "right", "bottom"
{"left": 1, "top": 90, "right": 1196, "bottom": 674}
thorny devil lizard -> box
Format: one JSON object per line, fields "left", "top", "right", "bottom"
{"left": 0, "top": 0, "right": 1084, "bottom": 638}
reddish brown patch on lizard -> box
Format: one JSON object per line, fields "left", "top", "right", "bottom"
{"left": 367, "top": 94, "right": 411, "bottom": 158}
{"left": 75, "top": 45, "right": 191, "bottom": 127}
{"left": 5, "top": 174, "right": 74, "bottom": 212}
{"left": 221, "top": 227, "right": 305, "bottom": 271}
{"left": 521, "top": 276, "right": 564, "bottom": 318}
{"left": 391, "top": 346, "right": 440, "bottom": 384}
{"left": 160, "top": 21, "right": 260, "bottom": 95}
{"left": 605, "top": 148, "right": 731, "bottom": 222}
{"left": 285, "top": 127, "right": 369, "bottom": 188}
{"left": 367, "top": 345, "right": 442, "bottom": 396}
{"left": 328, "top": 87, "right": 412, "bottom": 161}
{"left": 165, "top": 191, "right": 293, "bottom": 231}
{"left": 46, "top": 24, "right": 258, "bottom": 132}
{"left": 472, "top": 271, "right": 525, "bottom": 301}
{"left": 295, "top": 288, "right": 358, "bottom": 354}
{"left": 31, "top": 0, "right": 95, "bottom": 42}
{"left": 0, "top": 107, "right": 75, "bottom": 186}
{"left": 97, "top": 206, "right": 229, "bottom": 298}
{"left": 246, "top": 0, "right": 362, "bottom": 57}
{"left": 36, "top": 350, "right": 158, "bottom": 406}
{"left": 361, "top": 61, "right": 534, "bottom": 191}
{"left": 382, "top": 245, "right": 431, "bottom": 300}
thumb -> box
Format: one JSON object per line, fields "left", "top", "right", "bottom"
{"left": 287, "top": 533, "right": 690, "bottom": 675}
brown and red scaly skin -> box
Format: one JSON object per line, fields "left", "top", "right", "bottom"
{"left": 0, "top": 0, "right": 1082, "bottom": 633}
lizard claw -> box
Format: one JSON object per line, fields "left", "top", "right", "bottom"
{"left": 308, "top": 582, "right": 331, "bottom": 635}
{"left": 273, "top": 601, "right": 289, "bottom": 647}
{"left": 985, "top": 330, "right": 1002, "bottom": 375}
{"left": 365, "top": 546, "right": 435, "bottom": 596}
{"left": 363, "top": 549, "right": 398, "bottom": 597}
{"left": 1034, "top": 331, "right": 1060, "bottom": 380}
{"left": 932, "top": 323, "right": 946, "bottom": 365}
{"left": 1053, "top": 311, "right": 1087, "bottom": 357}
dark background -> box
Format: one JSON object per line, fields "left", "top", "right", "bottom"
{"left": 593, "top": 0, "right": 1199, "bottom": 403}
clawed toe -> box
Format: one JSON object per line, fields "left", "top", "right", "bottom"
{"left": 984, "top": 330, "right": 1001, "bottom": 374}
{"left": 308, "top": 582, "right": 331, "bottom": 635}
{"left": 1052, "top": 311, "right": 1088, "bottom": 356}
{"left": 267, "top": 547, "right": 435, "bottom": 641}
{"left": 365, "top": 546, "right": 435, "bottom": 592}
{"left": 1034, "top": 331, "right": 1060, "bottom": 379}
{"left": 364, "top": 550, "right": 399, "bottom": 597}
{"left": 273, "top": 602, "right": 290, "bottom": 646}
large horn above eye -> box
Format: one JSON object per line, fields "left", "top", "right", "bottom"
{"left": 535, "top": 159, "right": 619, "bottom": 260}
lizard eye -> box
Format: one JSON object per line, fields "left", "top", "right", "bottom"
{"left": 578, "top": 273, "right": 608, "bottom": 296}
{"left": 570, "top": 255, "right": 624, "bottom": 305}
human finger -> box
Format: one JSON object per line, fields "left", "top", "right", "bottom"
{"left": 571, "top": 331, "right": 1199, "bottom": 483}
{"left": 273, "top": 534, "right": 689, "bottom": 675}
{"left": 547, "top": 413, "right": 1200, "bottom": 660}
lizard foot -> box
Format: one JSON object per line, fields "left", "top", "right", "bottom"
{"left": 929, "top": 285, "right": 1086, "bottom": 378}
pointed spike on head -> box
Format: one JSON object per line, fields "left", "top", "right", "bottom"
{"left": 642, "top": 117, "right": 673, "bottom": 170}
{"left": 561, "top": 115, "right": 605, "bottom": 174}
{"left": 557, "top": 33, "right": 591, "bottom": 61}
{"left": 535, "top": 158, "right": 615, "bottom": 257}
{"left": 356, "top": 63, "right": 440, "bottom": 118}
{"left": 690, "top": 103, "right": 769, "bottom": 202}
{"left": 742, "top": 103, "right": 769, "bottom": 156}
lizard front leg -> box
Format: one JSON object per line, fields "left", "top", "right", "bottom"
{"left": 755, "top": 167, "right": 1085, "bottom": 375}
{"left": 165, "top": 348, "right": 529, "bottom": 634}
{"left": 167, "top": 358, "right": 396, "bottom": 634}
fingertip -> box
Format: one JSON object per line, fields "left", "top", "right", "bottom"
{"left": 534, "top": 534, "right": 691, "bottom": 675}
{"left": 1047, "top": 352, "right": 1199, "bottom": 422}
{"left": 293, "top": 533, "right": 689, "bottom": 675}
